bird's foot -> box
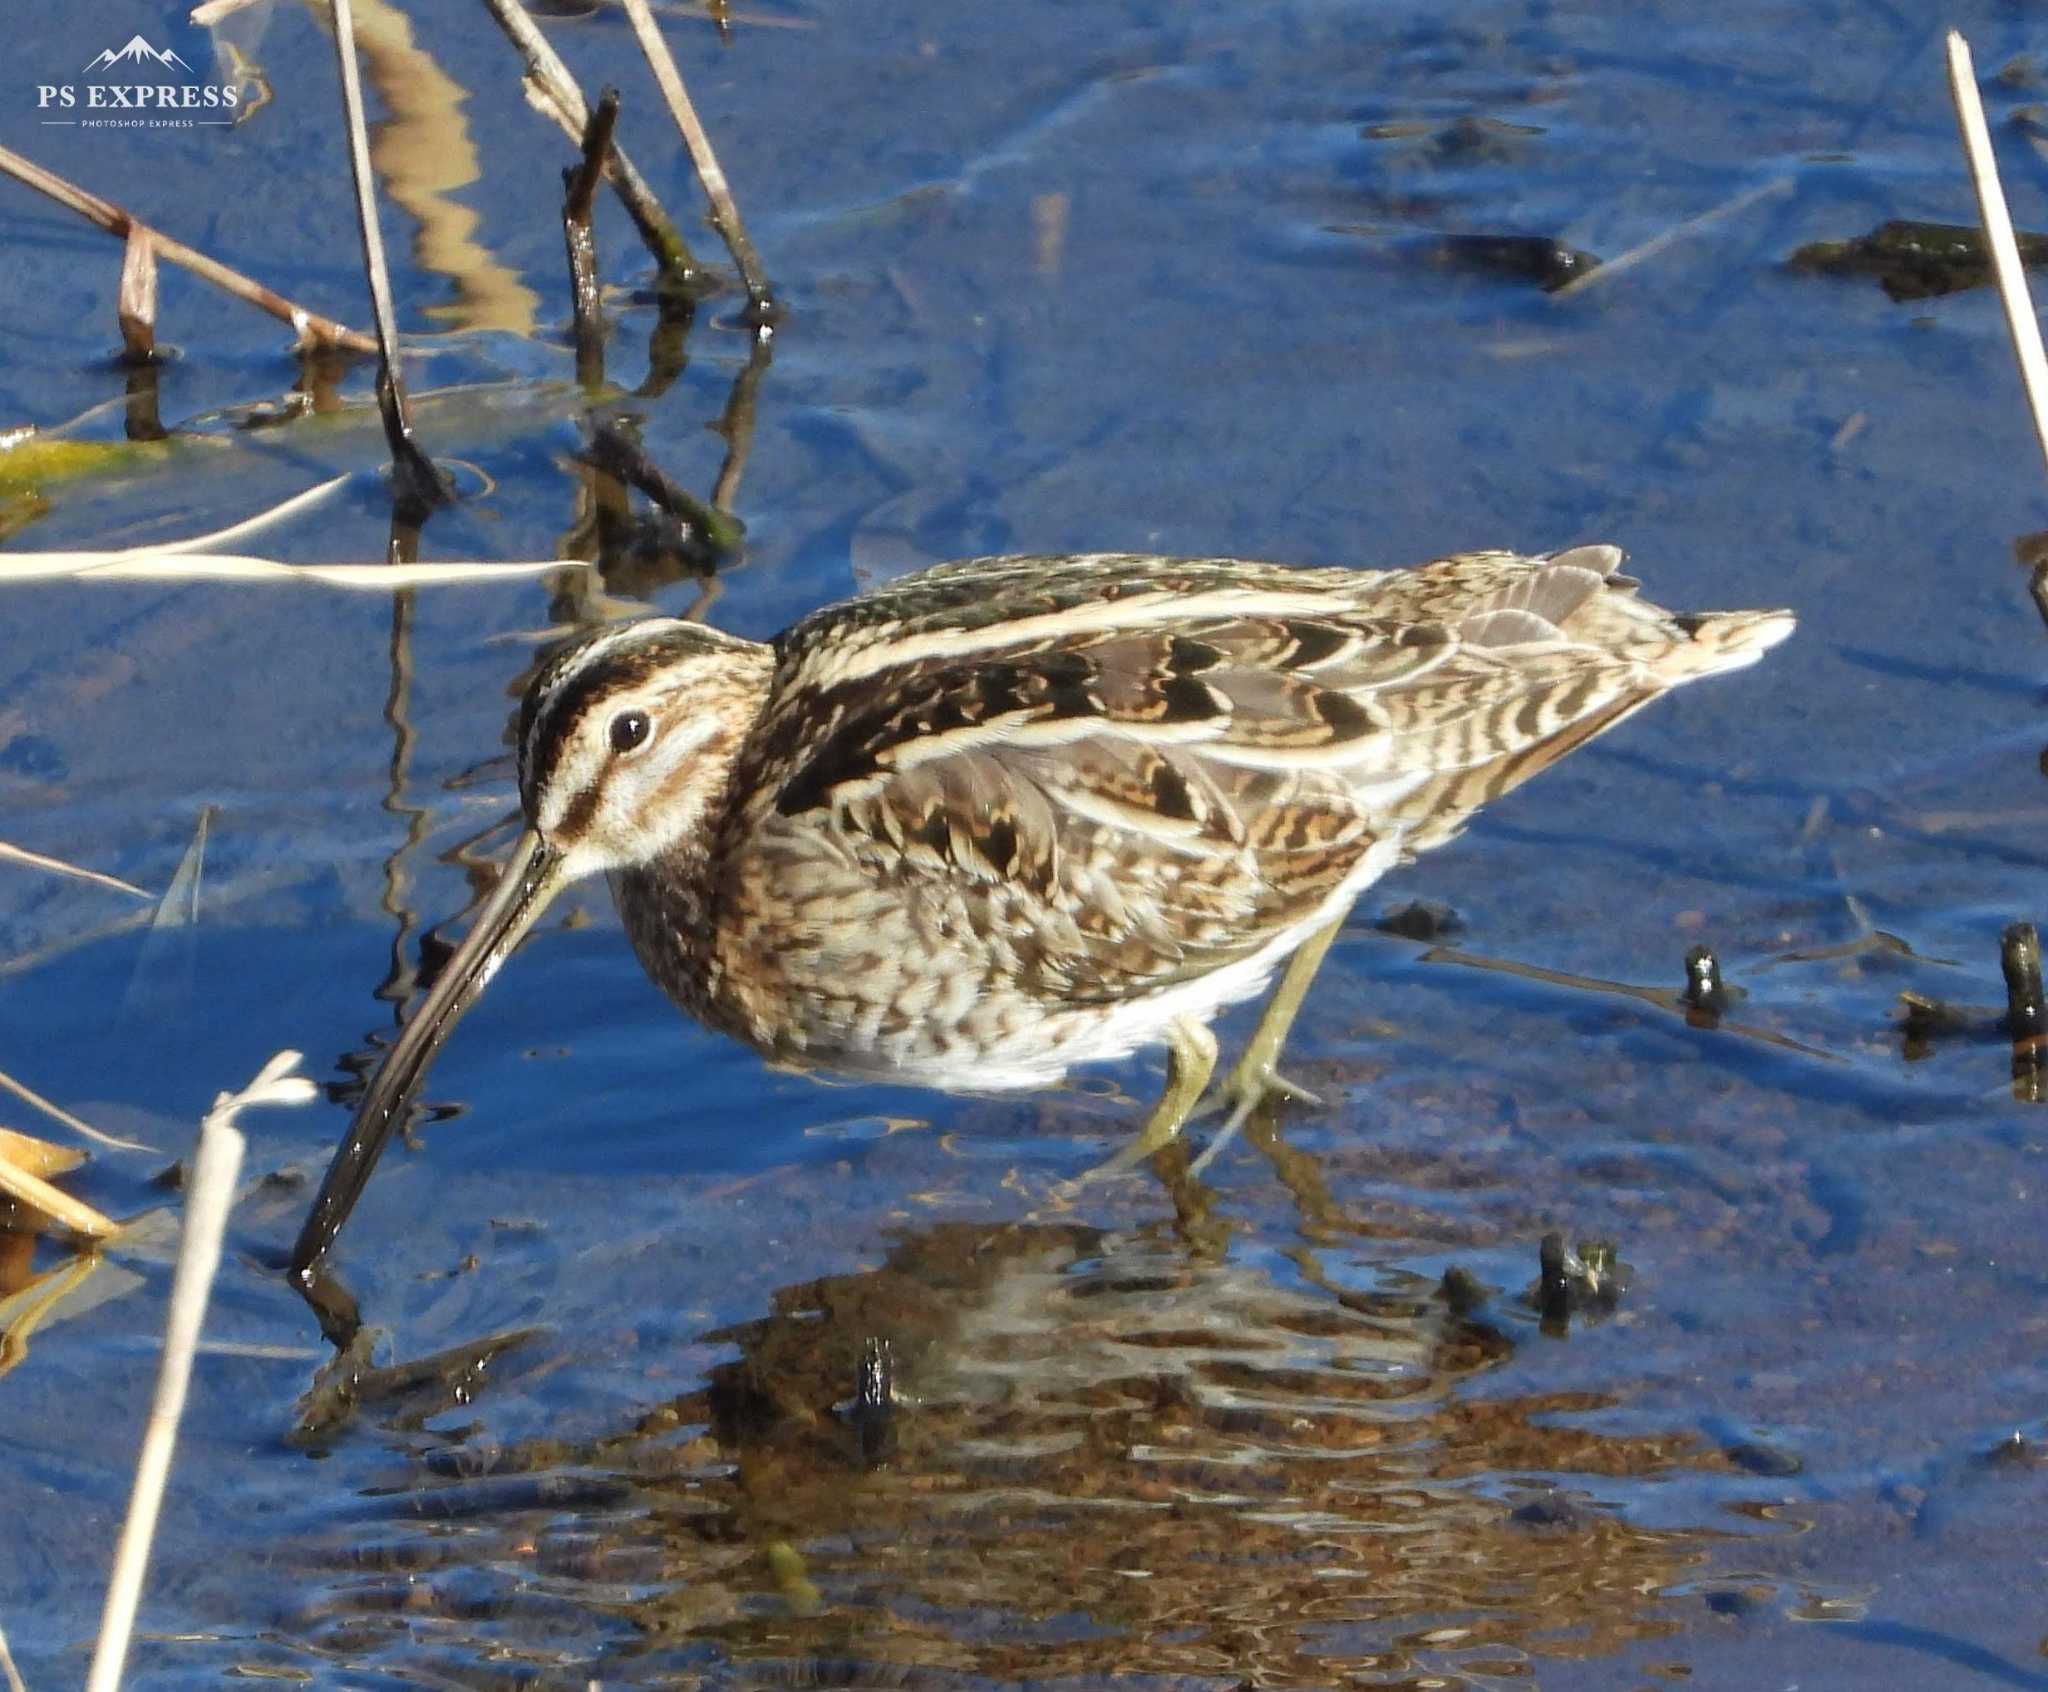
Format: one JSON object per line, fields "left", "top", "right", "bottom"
{"left": 1185, "top": 1061, "right": 1322, "bottom": 1177}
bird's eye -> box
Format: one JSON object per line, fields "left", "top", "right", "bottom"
{"left": 609, "top": 709, "right": 653, "bottom": 753}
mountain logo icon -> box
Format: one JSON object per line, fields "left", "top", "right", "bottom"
{"left": 82, "top": 36, "right": 195, "bottom": 75}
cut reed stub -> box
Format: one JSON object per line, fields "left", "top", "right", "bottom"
{"left": 563, "top": 89, "right": 622, "bottom": 389}
{"left": 2002, "top": 922, "right": 2047, "bottom": 1099}
{"left": 117, "top": 227, "right": 158, "bottom": 363}
{"left": 1681, "top": 943, "right": 1734, "bottom": 1022}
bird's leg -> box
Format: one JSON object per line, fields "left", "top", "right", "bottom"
{"left": 1076, "top": 1014, "right": 1219, "bottom": 1183}
{"left": 1187, "top": 916, "right": 1344, "bottom": 1177}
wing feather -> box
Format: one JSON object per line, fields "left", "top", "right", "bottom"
{"left": 717, "top": 547, "right": 1747, "bottom": 1009}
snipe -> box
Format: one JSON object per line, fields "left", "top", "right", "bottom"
{"left": 291, "top": 545, "right": 1792, "bottom": 1279}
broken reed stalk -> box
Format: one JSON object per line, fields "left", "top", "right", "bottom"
{"left": 0, "top": 144, "right": 376, "bottom": 354}
{"left": 475, "top": 0, "right": 703, "bottom": 283}
{"left": 0, "top": 1138, "right": 116, "bottom": 1240}
{"left": 0, "top": 1066, "right": 147, "bottom": 1152}
{"left": 0, "top": 1621, "right": 22, "bottom": 1692}
{"left": 564, "top": 88, "right": 622, "bottom": 388}
{"left": 1947, "top": 32, "right": 2048, "bottom": 481}
{"left": 330, "top": 0, "right": 449, "bottom": 519}
{"left": 84, "top": 1096, "right": 248, "bottom": 1692}
{"left": 619, "top": 0, "right": 777, "bottom": 324}
{"left": 117, "top": 226, "right": 158, "bottom": 362}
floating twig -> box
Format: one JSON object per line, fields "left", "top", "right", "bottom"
{"left": 1418, "top": 943, "right": 1836, "bottom": 1062}
{"left": 1549, "top": 177, "right": 1792, "bottom": 302}
{"left": 87, "top": 1054, "right": 313, "bottom": 1692}
{"left": 1755, "top": 929, "right": 1956, "bottom": 970}
{"left": 476, "top": 0, "right": 703, "bottom": 283}
{"left": 0, "top": 144, "right": 376, "bottom": 354}
{"left": 621, "top": 0, "right": 777, "bottom": 323}
{"left": 0, "top": 1065, "right": 149, "bottom": 1153}
{"left": 330, "top": 0, "right": 450, "bottom": 518}
{"left": 564, "top": 88, "right": 622, "bottom": 389}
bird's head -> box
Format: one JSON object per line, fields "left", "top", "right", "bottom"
{"left": 285, "top": 616, "right": 775, "bottom": 1289}
{"left": 516, "top": 618, "right": 775, "bottom": 879}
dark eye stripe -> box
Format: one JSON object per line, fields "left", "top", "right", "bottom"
{"left": 557, "top": 779, "right": 604, "bottom": 844}
{"left": 521, "top": 640, "right": 673, "bottom": 810}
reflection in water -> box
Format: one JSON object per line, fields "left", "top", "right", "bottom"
{"left": 328, "top": 295, "right": 765, "bottom": 1149}
{"left": 255, "top": 1219, "right": 1748, "bottom": 1687}
{"left": 345, "top": 0, "right": 541, "bottom": 335}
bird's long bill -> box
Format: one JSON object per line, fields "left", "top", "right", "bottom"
{"left": 289, "top": 829, "right": 567, "bottom": 1285}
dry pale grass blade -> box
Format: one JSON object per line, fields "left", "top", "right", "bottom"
{"left": 0, "top": 1138, "right": 117, "bottom": 1240}
{"left": 190, "top": 0, "right": 264, "bottom": 22}
{"left": 1948, "top": 30, "right": 2048, "bottom": 479}
{"left": 1549, "top": 177, "right": 1793, "bottom": 301}
{"left": 0, "top": 1126, "right": 87, "bottom": 1181}
{"left": 0, "top": 551, "right": 587, "bottom": 588}
{"left": 0, "top": 1067, "right": 152, "bottom": 1154}
{"left": 149, "top": 474, "right": 351, "bottom": 555}
{"left": 0, "top": 857, "right": 311, "bottom": 984}
{"left": 87, "top": 1052, "right": 315, "bottom": 1692}
{"left": 0, "top": 839, "right": 150, "bottom": 899}
{"left": 0, "top": 1615, "right": 24, "bottom": 1692}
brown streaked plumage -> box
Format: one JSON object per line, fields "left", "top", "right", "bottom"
{"left": 291, "top": 544, "right": 1793, "bottom": 1280}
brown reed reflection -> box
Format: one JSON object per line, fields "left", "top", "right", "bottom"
{"left": 271, "top": 1218, "right": 1745, "bottom": 1687}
